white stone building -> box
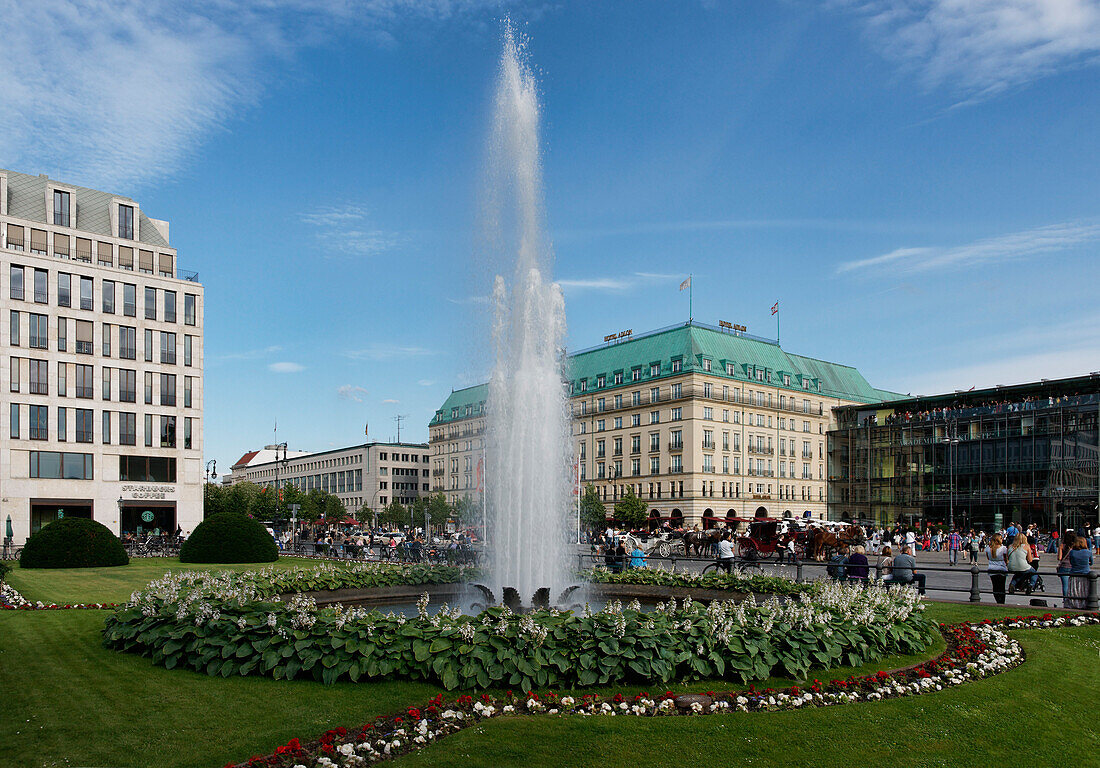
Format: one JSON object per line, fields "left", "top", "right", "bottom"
{"left": 1, "top": 169, "right": 204, "bottom": 544}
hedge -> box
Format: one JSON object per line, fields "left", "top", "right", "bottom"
{"left": 584, "top": 567, "right": 809, "bottom": 595}
{"left": 19, "top": 517, "right": 128, "bottom": 569}
{"left": 179, "top": 513, "right": 278, "bottom": 564}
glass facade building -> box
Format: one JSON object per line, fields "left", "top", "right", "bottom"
{"left": 828, "top": 375, "right": 1100, "bottom": 531}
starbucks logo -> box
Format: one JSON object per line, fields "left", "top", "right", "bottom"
{"left": 141, "top": 511, "right": 155, "bottom": 523}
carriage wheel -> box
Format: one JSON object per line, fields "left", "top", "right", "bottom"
{"left": 794, "top": 541, "right": 808, "bottom": 560}
{"left": 737, "top": 539, "right": 758, "bottom": 560}
{"left": 656, "top": 541, "right": 672, "bottom": 559}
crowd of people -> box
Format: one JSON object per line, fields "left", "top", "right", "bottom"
{"left": 875, "top": 392, "right": 1094, "bottom": 428}
{"left": 282, "top": 527, "right": 479, "bottom": 565}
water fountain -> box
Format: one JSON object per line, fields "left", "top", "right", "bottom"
{"left": 480, "top": 24, "right": 574, "bottom": 609}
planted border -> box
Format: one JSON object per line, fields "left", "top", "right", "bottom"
{"left": 105, "top": 570, "right": 936, "bottom": 691}
{"left": 583, "top": 566, "right": 809, "bottom": 595}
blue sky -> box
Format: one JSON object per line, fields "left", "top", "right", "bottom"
{"left": 5, "top": 0, "right": 1100, "bottom": 471}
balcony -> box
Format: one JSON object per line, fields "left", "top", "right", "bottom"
{"left": 668, "top": 441, "right": 683, "bottom": 451}
{"left": 747, "top": 445, "right": 773, "bottom": 455}
{"left": 701, "top": 440, "right": 715, "bottom": 450}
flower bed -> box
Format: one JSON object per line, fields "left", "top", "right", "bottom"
{"left": 221, "top": 612, "right": 1099, "bottom": 768}
{"left": 1, "top": 582, "right": 121, "bottom": 610}
{"left": 105, "top": 569, "right": 935, "bottom": 691}
{"left": 583, "top": 566, "right": 808, "bottom": 595}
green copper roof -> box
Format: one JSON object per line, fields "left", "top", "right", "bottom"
{"left": 432, "top": 322, "right": 898, "bottom": 425}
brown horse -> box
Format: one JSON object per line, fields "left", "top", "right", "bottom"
{"left": 808, "top": 525, "right": 865, "bottom": 561}
{"left": 684, "top": 528, "right": 725, "bottom": 557}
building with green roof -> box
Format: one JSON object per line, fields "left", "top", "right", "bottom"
{"left": 430, "top": 321, "right": 899, "bottom": 527}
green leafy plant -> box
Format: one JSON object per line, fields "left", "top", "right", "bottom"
{"left": 583, "top": 567, "right": 810, "bottom": 596}
{"left": 19, "top": 518, "right": 128, "bottom": 569}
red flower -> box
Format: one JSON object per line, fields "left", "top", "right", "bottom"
{"left": 321, "top": 743, "right": 334, "bottom": 755}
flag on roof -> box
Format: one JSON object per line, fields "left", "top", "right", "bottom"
{"left": 679, "top": 277, "right": 691, "bottom": 291}
{"left": 771, "top": 300, "right": 779, "bottom": 315}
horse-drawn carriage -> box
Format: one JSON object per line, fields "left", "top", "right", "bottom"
{"left": 733, "top": 519, "right": 804, "bottom": 560}
{"left": 620, "top": 530, "right": 684, "bottom": 559}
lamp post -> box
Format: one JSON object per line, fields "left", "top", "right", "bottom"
{"left": 266, "top": 442, "right": 288, "bottom": 527}
{"left": 1055, "top": 486, "right": 1066, "bottom": 540}
{"left": 204, "top": 459, "right": 217, "bottom": 484}
{"left": 944, "top": 433, "right": 960, "bottom": 532}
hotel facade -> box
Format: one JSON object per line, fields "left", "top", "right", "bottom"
{"left": 1, "top": 169, "right": 204, "bottom": 544}
{"left": 430, "top": 321, "right": 897, "bottom": 528}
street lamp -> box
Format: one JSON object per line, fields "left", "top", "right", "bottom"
{"left": 943, "top": 433, "right": 960, "bottom": 532}
{"left": 266, "top": 443, "right": 288, "bottom": 526}
{"left": 204, "top": 459, "right": 217, "bottom": 484}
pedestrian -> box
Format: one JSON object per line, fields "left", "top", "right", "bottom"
{"left": 1056, "top": 528, "right": 1075, "bottom": 597}
{"left": 629, "top": 543, "right": 647, "bottom": 570}
{"left": 985, "top": 534, "right": 1008, "bottom": 604}
{"left": 967, "top": 531, "right": 980, "bottom": 564}
{"left": 716, "top": 531, "right": 735, "bottom": 573}
{"left": 614, "top": 541, "right": 627, "bottom": 573}
{"left": 1065, "top": 536, "right": 1094, "bottom": 610}
{"left": 846, "top": 545, "right": 869, "bottom": 582}
{"left": 877, "top": 545, "right": 893, "bottom": 582}
{"left": 948, "top": 529, "right": 961, "bottom": 566}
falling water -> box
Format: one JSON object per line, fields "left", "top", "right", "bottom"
{"left": 484, "top": 25, "right": 572, "bottom": 602}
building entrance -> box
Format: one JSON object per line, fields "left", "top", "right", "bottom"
{"left": 121, "top": 504, "right": 177, "bottom": 536}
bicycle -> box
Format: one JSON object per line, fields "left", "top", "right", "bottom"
{"left": 701, "top": 556, "right": 763, "bottom": 575}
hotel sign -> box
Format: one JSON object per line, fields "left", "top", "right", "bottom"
{"left": 121, "top": 484, "right": 177, "bottom": 501}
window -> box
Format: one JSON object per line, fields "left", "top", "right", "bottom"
{"left": 8, "top": 310, "right": 17, "bottom": 346}
{"left": 144, "top": 372, "right": 153, "bottom": 404}
{"left": 102, "top": 367, "right": 111, "bottom": 400}
{"left": 671, "top": 407, "right": 682, "bottom": 421}
{"left": 671, "top": 382, "right": 681, "bottom": 398}
{"left": 183, "top": 376, "right": 192, "bottom": 407}
{"left": 31, "top": 451, "right": 94, "bottom": 480}
{"left": 29, "top": 314, "right": 47, "bottom": 349}
{"left": 144, "top": 287, "right": 156, "bottom": 320}
{"left": 118, "top": 455, "right": 177, "bottom": 483}
{"left": 650, "top": 456, "right": 660, "bottom": 474}
{"left": 97, "top": 241, "right": 113, "bottom": 266}
{"left": 597, "top": 375, "right": 605, "bottom": 388}
{"left": 79, "top": 276, "right": 93, "bottom": 310}
{"left": 57, "top": 407, "right": 66, "bottom": 441}
{"left": 160, "top": 415, "right": 176, "bottom": 447}
{"left": 57, "top": 362, "right": 66, "bottom": 397}
{"left": 184, "top": 417, "right": 193, "bottom": 449}
{"left": 164, "top": 290, "right": 176, "bottom": 323}
{"left": 119, "top": 204, "right": 134, "bottom": 239}
{"left": 144, "top": 329, "right": 153, "bottom": 362}
{"left": 10, "top": 265, "right": 23, "bottom": 300}
{"left": 703, "top": 406, "right": 713, "bottom": 420}
{"left": 9, "top": 403, "right": 18, "bottom": 438}
{"left": 723, "top": 409, "right": 730, "bottom": 422}
{"left": 76, "top": 320, "right": 92, "bottom": 354}
{"left": 123, "top": 283, "right": 136, "bottom": 316}
{"left": 30, "top": 359, "right": 47, "bottom": 394}
{"left": 54, "top": 233, "right": 70, "bottom": 258}
{"left": 596, "top": 419, "right": 605, "bottom": 432}
{"left": 30, "top": 230, "right": 47, "bottom": 254}
{"left": 670, "top": 429, "right": 683, "bottom": 449}
{"left": 139, "top": 250, "right": 153, "bottom": 274}
{"left": 9, "top": 357, "right": 17, "bottom": 392}
{"left": 650, "top": 410, "right": 659, "bottom": 424}
{"left": 184, "top": 294, "right": 197, "bottom": 325}
{"left": 102, "top": 411, "right": 111, "bottom": 444}
{"left": 119, "top": 412, "right": 136, "bottom": 445}
{"left": 102, "top": 280, "right": 115, "bottom": 313}
{"left": 7, "top": 224, "right": 24, "bottom": 251}
{"left": 100, "top": 323, "right": 111, "bottom": 356}
{"left": 650, "top": 363, "right": 659, "bottom": 376}
{"left": 119, "top": 369, "right": 136, "bottom": 402}
{"left": 160, "top": 373, "right": 176, "bottom": 406}
{"left": 631, "top": 413, "right": 640, "bottom": 427}
{"left": 632, "top": 367, "right": 641, "bottom": 381}
{"left": 57, "top": 273, "right": 71, "bottom": 307}
{"left": 33, "top": 269, "right": 47, "bottom": 304}
{"left": 578, "top": 379, "right": 587, "bottom": 392}
{"left": 671, "top": 359, "right": 682, "bottom": 373}
{"left": 613, "top": 416, "right": 622, "bottom": 429}
{"left": 120, "top": 326, "right": 136, "bottom": 359}
{"left": 75, "top": 408, "right": 93, "bottom": 442}
{"left": 144, "top": 414, "right": 153, "bottom": 446}
{"left": 597, "top": 397, "right": 605, "bottom": 412}
{"left": 160, "top": 332, "right": 176, "bottom": 364}
{"left": 613, "top": 371, "right": 622, "bottom": 385}
{"left": 75, "top": 365, "right": 94, "bottom": 398}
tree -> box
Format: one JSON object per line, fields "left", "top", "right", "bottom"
{"left": 411, "top": 496, "right": 430, "bottom": 531}
{"left": 580, "top": 484, "right": 608, "bottom": 532}
{"left": 427, "top": 493, "right": 452, "bottom": 528}
{"left": 380, "top": 500, "right": 408, "bottom": 529}
{"left": 454, "top": 495, "right": 479, "bottom": 527}
{"left": 203, "top": 483, "right": 228, "bottom": 518}
{"left": 323, "top": 493, "right": 346, "bottom": 522}
{"left": 300, "top": 489, "right": 325, "bottom": 525}
{"left": 613, "top": 488, "right": 647, "bottom": 530}
{"left": 354, "top": 504, "right": 374, "bottom": 528}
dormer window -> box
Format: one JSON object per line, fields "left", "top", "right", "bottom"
{"left": 756, "top": 369, "right": 764, "bottom": 381}
{"left": 119, "top": 205, "right": 134, "bottom": 240}
{"left": 671, "top": 359, "right": 682, "bottom": 373}
{"left": 701, "top": 358, "right": 711, "bottom": 372}
{"left": 783, "top": 374, "right": 791, "bottom": 386}
{"left": 579, "top": 379, "right": 587, "bottom": 392}
{"left": 53, "top": 190, "right": 70, "bottom": 227}
{"left": 613, "top": 371, "right": 623, "bottom": 385}
{"left": 726, "top": 363, "right": 735, "bottom": 376}
{"left": 650, "top": 363, "right": 660, "bottom": 377}
{"left": 597, "top": 375, "right": 605, "bottom": 388}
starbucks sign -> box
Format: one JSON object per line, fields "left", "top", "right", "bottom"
{"left": 141, "top": 511, "right": 155, "bottom": 523}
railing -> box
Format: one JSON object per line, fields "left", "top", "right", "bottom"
{"left": 668, "top": 441, "right": 683, "bottom": 451}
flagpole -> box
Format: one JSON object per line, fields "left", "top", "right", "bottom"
{"left": 689, "top": 273, "right": 693, "bottom": 322}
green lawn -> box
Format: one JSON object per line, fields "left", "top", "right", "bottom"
{"left": 4, "top": 556, "right": 326, "bottom": 604}
{"left": 2, "top": 563, "right": 1095, "bottom": 768}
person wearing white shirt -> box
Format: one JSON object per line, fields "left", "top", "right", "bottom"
{"left": 716, "top": 532, "right": 736, "bottom": 573}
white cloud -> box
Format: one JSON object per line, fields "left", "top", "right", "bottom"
{"left": 382, "top": 398, "right": 401, "bottom": 404}
{"left": 1, "top": 0, "right": 526, "bottom": 189}
{"left": 344, "top": 344, "right": 435, "bottom": 361}
{"left": 837, "top": 221, "right": 1100, "bottom": 274}
{"left": 556, "top": 271, "right": 683, "bottom": 294}
{"left": 300, "top": 204, "right": 401, "bottom": 257}
{"left": 418, "top": 379, "right": 435, "bottom": 386}
{"left": 446, "top": 294, "right": 492, "bottom": 306}
{"left": 337, "top": 384, "right": 369, "bottom": 402}
{"left": 268, "top": 361, "right": 305, "bottom": 373}
{"left": 840, "top": 0, "right": 1100, "bottom": 98}
{"left": 215, "top": 344, "right": 282, "bottom": 361}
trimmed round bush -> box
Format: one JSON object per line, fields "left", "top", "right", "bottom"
{"left": 19, "top": 517, "right": 129, "bottom": 569}
{"left": 179, "top": 513, "right": 277, "bottom": 564}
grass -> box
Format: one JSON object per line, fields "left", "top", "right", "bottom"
{"left": 1, "top": 564, "right": 1095, "bottom": 768}
{"left": 4, "top": 556, "right": 326, "bottom": 604}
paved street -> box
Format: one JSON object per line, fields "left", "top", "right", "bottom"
{"left": 573, "top": 543, "right": 1097, "bottom": 610}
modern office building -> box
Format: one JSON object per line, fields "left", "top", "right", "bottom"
{"left": 1, "top": 169, "right": 204, "bottom": 543}
{"left": 430, "top": 321, "right": 897, "bottom": 527}
{"left": 229, "top": 442, "right": 432, "bottom": 518}
{"left": 827, "top": 375, "right": 1100, "bottom": 530}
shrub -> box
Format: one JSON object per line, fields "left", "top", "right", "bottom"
{"left": 179, "top": 513, "right": 278, "bottom": 564}
{"left": 19, "top": 517, "right": 128, "bottom": 569}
